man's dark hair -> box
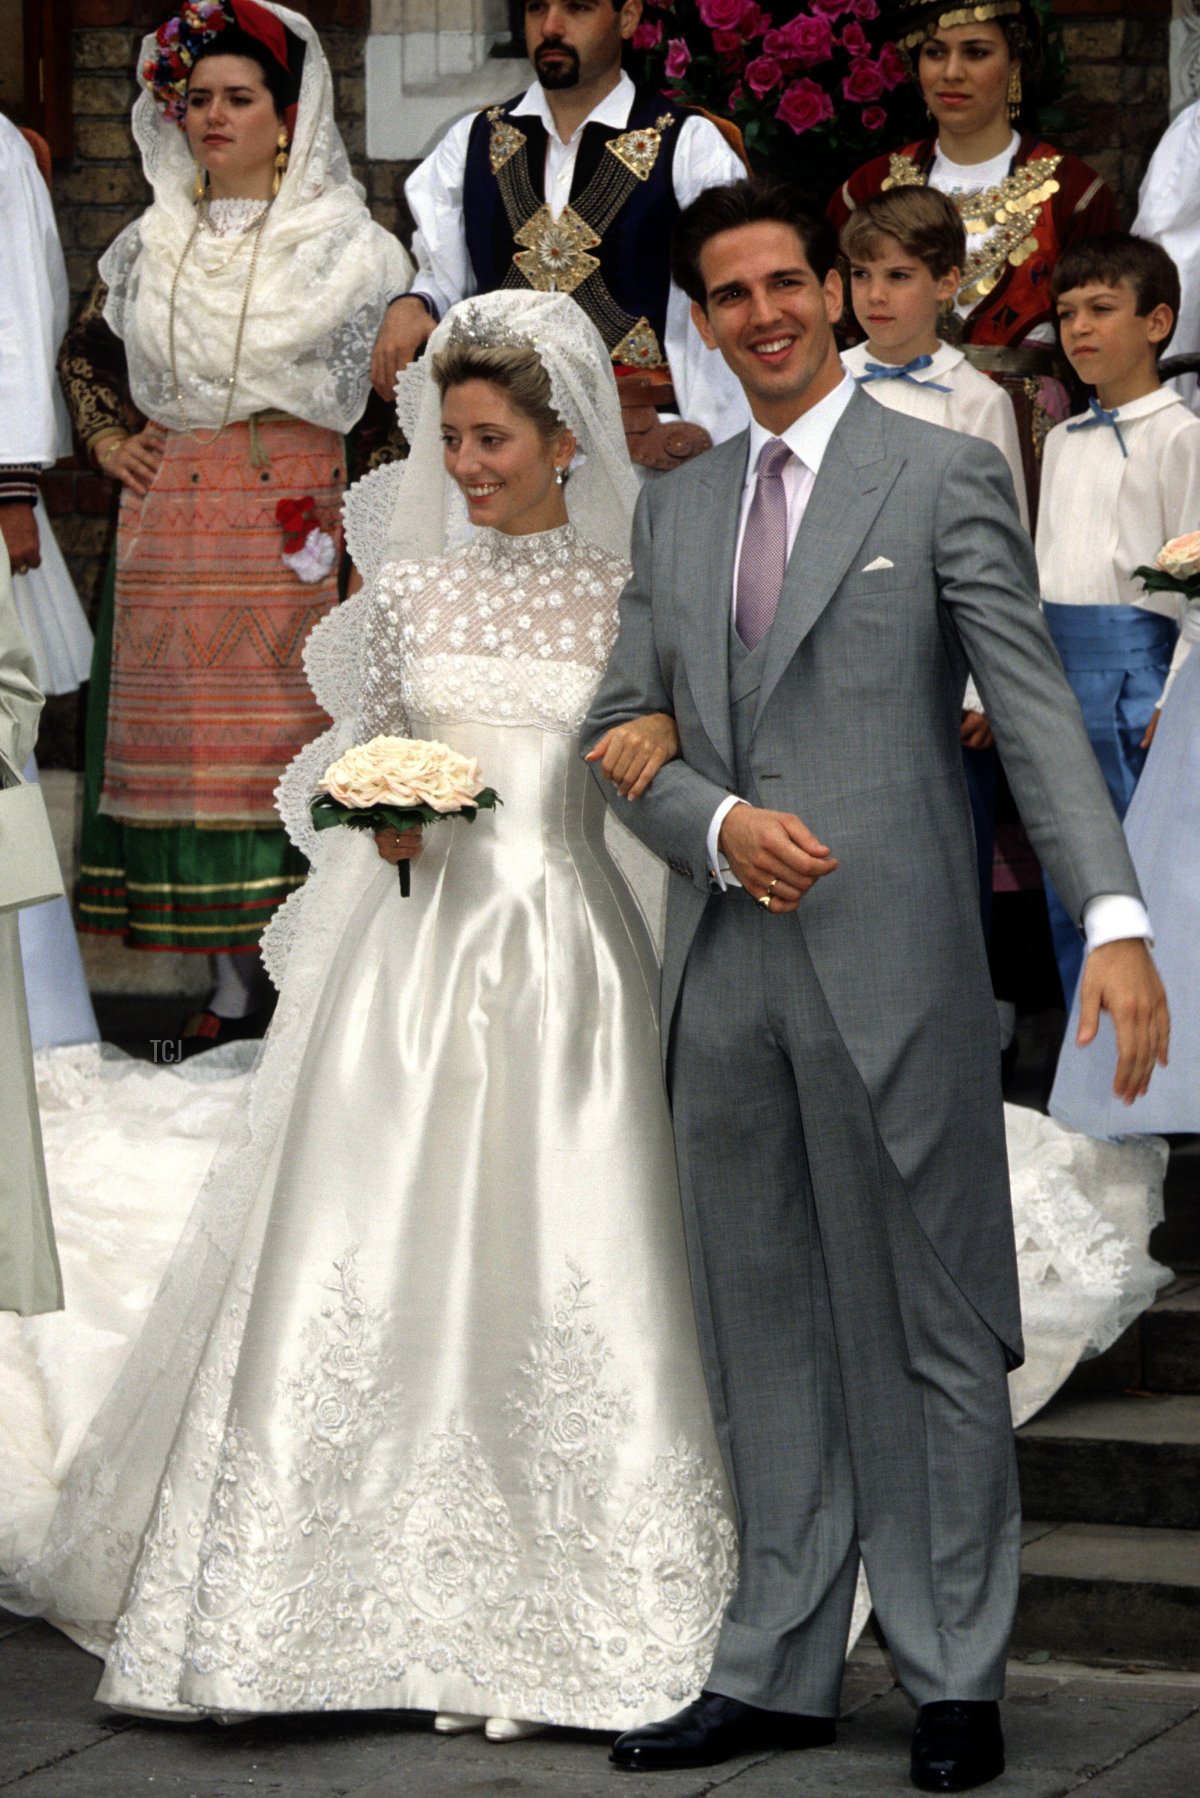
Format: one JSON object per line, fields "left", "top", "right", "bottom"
{"left": 671, "top": 178, "right": 840, "bottom": 308}
{"left": 1052, "top": 233, "right": 1181, "bottom": 350}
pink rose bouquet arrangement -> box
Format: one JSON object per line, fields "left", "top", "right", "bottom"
{"left": 312, "top": 736, "right": 501, "bottom": 896}
{"left": 628, "top": 0, "right": 923, "bottom": 193}
{"left": 1134, "top": 532, "right": 1200, "bottom": 604}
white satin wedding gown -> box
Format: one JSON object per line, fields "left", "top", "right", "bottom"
{"left": 0, "top": 526, "right": 1170, "bottom": 1722}
{"left": 4, "top": 521, "right": 738, "bottom": 1728}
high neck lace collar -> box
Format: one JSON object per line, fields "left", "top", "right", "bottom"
{"left": 469, "top": 523, "right": 578, "bottom": 563}
{"left": 203, "top": 197, "right": 270, "bottom": 238}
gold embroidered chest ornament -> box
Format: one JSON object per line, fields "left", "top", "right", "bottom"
{"left": 882, "top": 151, "right": 1062, "bottom": 308}
{"left": 486, "top": 108, "right": 676, "bottom": 299}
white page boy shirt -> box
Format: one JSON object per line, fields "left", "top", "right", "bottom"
{"left": 1037, "top": 387, "right": 1200, "bottom": 615}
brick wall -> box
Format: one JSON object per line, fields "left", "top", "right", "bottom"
{"left": 1054, "top": 0, "right": 1172, "bottom": 212}
{"left": 35, "top": 0, "right": 1173, "bottom": 765}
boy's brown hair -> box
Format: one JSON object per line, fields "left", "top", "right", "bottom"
{"left": 839, "top": 188, "right": 966, "bottom": 281}
{"left": 1051, "top": 233, "right": 1181, "bottom": 350}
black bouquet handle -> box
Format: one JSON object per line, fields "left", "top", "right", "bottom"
{"left": 310, "top": 790, "right": 501, "bottom": 901}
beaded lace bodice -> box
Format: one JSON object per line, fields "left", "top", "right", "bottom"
{"left": 362, "top": 524, "right": 629, "bottom": 738}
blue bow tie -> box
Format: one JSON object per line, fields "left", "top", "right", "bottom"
{"left": 854, "top": 354, "right": 951, "bottom": 393}
{"left": 1066, "top": 396, "right": 1129, "bottom": 458}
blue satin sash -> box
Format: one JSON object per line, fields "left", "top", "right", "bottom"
{"left": 1042, "top": 602, "right": 1176, "bottom": 1005}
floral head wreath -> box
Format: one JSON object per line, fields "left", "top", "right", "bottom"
{"left": 142, "top": 0, "right": 302, "bottom": 130}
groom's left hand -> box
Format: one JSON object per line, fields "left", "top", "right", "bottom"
{"left": 1075, "top": 938, "right": 1170, "bottom": 1103}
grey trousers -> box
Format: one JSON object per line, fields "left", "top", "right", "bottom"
{"left": 667, "top": 893, "right": 1020, "bottom": 1717}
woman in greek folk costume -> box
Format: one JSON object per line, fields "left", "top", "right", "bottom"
{"left": 829, "top": 0, "right": 1118, "bottom": 525}
{"left": 62, "top": 0, "right": 411, "bottom": 1047}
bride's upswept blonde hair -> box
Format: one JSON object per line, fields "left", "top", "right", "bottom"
{"left": 432, "top": 342, "right": 567, "bottom": 444}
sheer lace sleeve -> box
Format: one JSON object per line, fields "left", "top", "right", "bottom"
{"left": 360, "top": 568, "right": 414, "bottom": 738}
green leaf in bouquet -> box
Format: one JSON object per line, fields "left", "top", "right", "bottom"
{"left": 1133, "top": 566, "right": 1200, "bottom": 599}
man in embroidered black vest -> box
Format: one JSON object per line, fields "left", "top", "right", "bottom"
{"left": 369, "top": 0, "right": 749, "bottom": 469}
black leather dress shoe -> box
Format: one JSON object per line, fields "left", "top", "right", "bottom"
{"left": 911, "top": 1700, "right": 1004, "bottom": 1792}
{"left": 609, "top": 1690, "right": 835, "bottom": 1772}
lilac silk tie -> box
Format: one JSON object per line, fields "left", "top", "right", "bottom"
{"left": 735, "top": 437, "right": 793, "bottom": 649}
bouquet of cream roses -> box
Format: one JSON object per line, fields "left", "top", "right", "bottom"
{"left": 1134, "top": 531, "right": 1200, "bottom": 602}
{"left": 312, "top": 736, "right": 500, "bottom": 896}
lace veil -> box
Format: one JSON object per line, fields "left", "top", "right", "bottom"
{"left": 98, "top": 2, "right": 411, "bottom": 433}
{"left": 343, "top": 290, "right": 639, "bottom": 584}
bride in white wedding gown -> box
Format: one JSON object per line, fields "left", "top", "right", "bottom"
{"left": 2, "top": 293, "right": 739, "bottom": 1732}
{"left": 0, "top": 291, "right": 1171, "bottom": 1736}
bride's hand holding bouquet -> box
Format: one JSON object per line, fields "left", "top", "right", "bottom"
{"left": 312, "top": 735, "right": 500, "bottom": 895}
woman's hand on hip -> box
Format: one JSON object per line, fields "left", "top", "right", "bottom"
{"left": 585, "top": 712, "right": 681, "bottom": 799}
{"left": 374, "top": 826, "right": 424, "bottom": 865}
{"left": 98, "top": 424, "right": 167, "bottom": 497}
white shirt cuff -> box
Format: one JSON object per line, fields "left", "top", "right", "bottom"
{"left": 707, "top": 795, "right": 745, "bottom": 889}
{"left": 1082, "top": 893, "right": 1153, "bottom": 954}
{"left": 962, "top": 676, "right": 984, "bottom": 716}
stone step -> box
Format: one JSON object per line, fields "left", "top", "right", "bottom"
{"left": 1144, "top": 1277, "right": 1200, "bottom": 1394}
{"left": 1016, "top": 1391, "right": 1200, "bottom": 1529}
{"left": 1068, "top": 1275, "right": 1200, "bottom": 1398}
{"left": 1014, "top": 1521, "right": 1200, "bottom": 1668}
{"left": 1151, "top": 1134, "right": 1200, "bottom": 1271}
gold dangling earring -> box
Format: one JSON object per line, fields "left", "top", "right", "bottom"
{"left": 193, "top": 161, "right": 206, "bottom": 203}
{"left": 272, "top": 126, "right": 289, "bottom": 198}
{"left": 1007, "top": 65, "right": 1022, "bottom": 124}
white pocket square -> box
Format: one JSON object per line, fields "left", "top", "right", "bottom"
{"left": 861, "top": 555, "right": 894, "bottom": 573}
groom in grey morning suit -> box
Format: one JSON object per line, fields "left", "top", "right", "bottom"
{"left": 585, "top": 181, "right": 1168, "bottom": 1792}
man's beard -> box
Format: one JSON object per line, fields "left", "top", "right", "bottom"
{"left": 534, "top": 43, "right": 580, "bottom": 88}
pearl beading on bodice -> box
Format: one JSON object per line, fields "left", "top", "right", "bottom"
{"left": 363, "top": 525, "right": 628, "bottom": 737}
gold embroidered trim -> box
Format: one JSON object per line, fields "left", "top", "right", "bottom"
{"left": 61, "top": 279, "right": 130, "bottom": 460}
{"left": 881, "top": 153, "right": 1061, "bottom": 310}
{"left": 897, "top": 1, "right": 1021, "bottom": 48}
{"left": 512, "top": 205, "right": 602, "bottom": 294}
{"left": 880, "top": 152, "right": 926, "bottom": 193}
{"left": 610, "top": 318, "right": 665, "bottom": 369}
{"left": 606, "top": 117, "right": 673, "bottom": 183}
{"left": 487, "top": 107, "right": 526, "bottom": 175}
{"left": 489, "top": 108, "right": 674, "bottom": 354}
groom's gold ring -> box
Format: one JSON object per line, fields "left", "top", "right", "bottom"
{"left": 758, "top": 891, "right": 772, "bottom": 910}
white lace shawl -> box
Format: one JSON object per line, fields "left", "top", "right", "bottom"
{"left": 98, "top": 3, "right": 412, "bottom": 433}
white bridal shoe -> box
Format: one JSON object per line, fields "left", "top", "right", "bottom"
{"left": 433, "top": 1713, "right": 486, "bottom": 1733}
{"left": 485, "top": 1718, "right": 546, "bottom": 1742}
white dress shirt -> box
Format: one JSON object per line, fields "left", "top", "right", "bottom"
{"left": 403, "top": 73, "right": 750, "bottom": 444}
{"left": 708, "top": 375, "right": 854, "bottom": 877}
{"left": 706, "top": 375, "right": 1151, "bottom": 953}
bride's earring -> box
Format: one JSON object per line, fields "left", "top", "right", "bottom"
{"left": 193, "top": 162, "right": 206, "bottom": 202}
{"left": 272, "top": 126, "right": 289, "bottom": 197}
{"left": 1007, "top": 65, "right": 1022, "bottom": 123}
{"left": 555, "top": 466, "right": 565, "bottom": 486}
